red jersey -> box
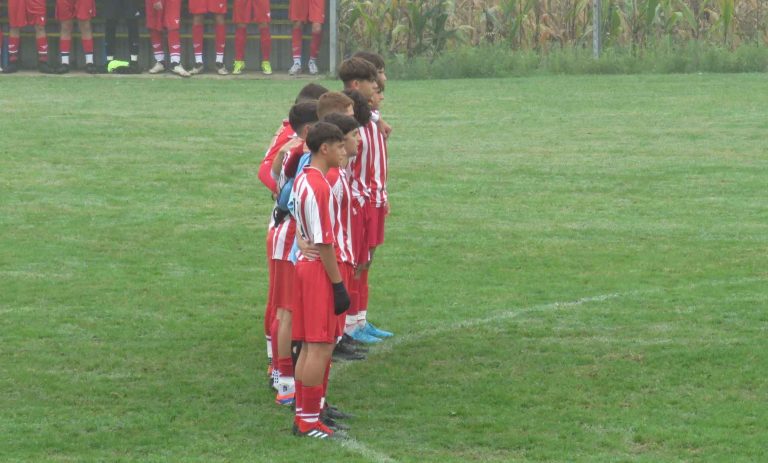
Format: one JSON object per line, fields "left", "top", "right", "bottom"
{"left": 293, "top": 166, "right": 336, "bottom": 263}
{"left": 348, "top": 121, "right": 376, "bottom": 206}
{"left": 327, "top": 167, "right": 354, "bottom": 266}
{"left": 258, "top": 120, "right": 295, "bottom": 194}
{"left": 268, "top": 143, "right": 305, "bottom": 261}
{"left": 364, "top": 119, "right": 388, "bottom": 207}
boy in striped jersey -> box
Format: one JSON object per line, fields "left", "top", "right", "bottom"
{"left": 291, "top": 122, "right": 350, "bottom": 439}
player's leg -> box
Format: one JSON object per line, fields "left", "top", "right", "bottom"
{"left": 306, "top": 0, "right": 324, "bottom": 75}
{"left": 190, "top": 14, "right": 205, "bottom": 74}
{"left": 28, "top": 0, "right": 54, "bottom": 72}
{"left": 78, "top": 19, "right": 96, "bottom": 72}
{"left": 294, "top": 342, "right": 335, "bottom": 437}
{"left": 213, "top": 13, "right": 227, "bottom": 74}
{"left": 254, "top": 0, "right": 271, "bottom": 74}
{"left": 58, "top": 18, "right": 74, "bottom": 72}
{"left": 275, "top": 308, "right": 294, "bottom": 404}
{"left": 231, "top": 0, "right": 250, "bottom": 74}
{"left": 289, "top": 20, "right": 303, "bottom": 75}
{"left": 146, "top": 0, "right": 166, "bottom": 73}
{"left": 6, "top": 0, "right": 26, "bottom": 73}
{"left": 164, "top": 0, "right": 189, "bottom": 76}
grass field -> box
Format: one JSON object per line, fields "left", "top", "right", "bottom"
{"left": 1, "top": 73, "right": 767, "bottom": 462}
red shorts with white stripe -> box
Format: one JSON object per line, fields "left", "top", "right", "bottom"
{"left": 263, "top": 230, "right": 277, "bottom": 336}
{"left": 288, "top": 0, "right": 324, "bottom": 23}
{"left": 292, "top": 260, "right": 336, "bottom": 344}
{"left": 55, "top": 0, "right": 95, "bottom": 20}
{"left": 232, "top": 0, "right": 270, "bottom": 24}
{"left": 366, "top": 203, "right": 387, "bottom": 248}
{"left": 269, "top": 259, "right": 295, "bottom": 312}
{"left": 8, "top": 0, "right": 47, "bottom": 27}
{"left": 189, "top": 0, "right": 226, "bottom": 14}
{"left": 145, "top": 0, "right": 181, "bottom": 30}
{"left": 351, "top": 199, "right": 369, "bottom": 267}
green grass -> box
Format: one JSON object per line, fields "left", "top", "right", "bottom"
{"left": 1, "top": 73, "right": 767, "bottom": 462}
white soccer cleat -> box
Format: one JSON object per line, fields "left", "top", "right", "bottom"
{"left": 171, "top": 63, "right": 191, "bottom": 77}
{"left": 189, "top": 63, "right": 205, "bottom": 75}
{"left": 148, "top": 61, "right": 166, "bottom": 74}
{"left": 289, "top": 61, "right": 302, "bottom": 76}
{"left": 308, "top": 59, "right": 318, "bottom": 75}
{"left": 216, "top": 62, "right": 229, "bottom": 75}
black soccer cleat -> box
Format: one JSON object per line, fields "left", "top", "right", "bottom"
{"left": 321, "top": 415, "right": 350, "bottom": 431}
{"left": 38, "top": 61, "right": 57, "bottom": 74}
{"left": 57, "top": 63, "right": 70, "bottom": 74}
{"left": 4, "top": 62, "right": 19, "bottom": 73}
{"left": 85, "top": 63, "right": 99, "bottom": 74}
{"left": 324, "top": 404, "right": 354, "bottom": 420}
{"left": 332, "top": 341, "right": 366, "bottom": 361}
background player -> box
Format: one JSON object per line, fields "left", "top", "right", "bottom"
{"left": 288, "top": 0, "right": 323, "bottom": 76}
{"left": 6, "top": 0, "right": 56, "bottom": 73}
{"left": 232, "top": 0, "right": 272, "bottom": 75}
{"left": 103, "top": 0, "right": 142, "bottom": 73}
{"left": 146, "top": 0, "right": 189, "bottom": 77}
{"left": 189, "top": 0, "right": 228, "bottom": 75}
{"left": 56, "top": 0, "right": 96, "bottom": 73}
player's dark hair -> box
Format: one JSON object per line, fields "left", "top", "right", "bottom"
{"left": 338, "top": 58, "right": 378, "bottom": 86}
{"left": 288, "top": 101, "right": 319, "bottom": 134}
{"left": 317, "top": 92, "right": 354, "bottom": 119}
{"left": 295, "top": 83, "right": 329, "bottom": 104}
{"left": 352, "top": 51, "right": 385, "bottom": 71}
{"left": 342, "top": 89, "right": 372, "bottom": 126}
{"left": 322, "top": 113, "right": 360, "bottom": 136}
{"left": 306, "top": 122, "right": 344, "bottom": 154}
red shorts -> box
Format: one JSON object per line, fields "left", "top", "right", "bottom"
{"left": 55, "top": 0, "right": 95, "bottom": 20}
{"left": 263, "top": 231, "right": 276, "bottom": 336}
{"left": 288, "top": 0, "right": 324, "bottom": 23}
{"left": 367, "top": 204, "right": 387, "bottom": 248}
{"left": 145, "top": 0, "right": 181, "bottom": 30}
{"left": 270, "top": 259, "right": 295, "bottom": 312}
{"left": 8, "top": 0, "right": 47, "bottom": 28}
{"left": 232, "top": 0, "right": 270, "bottom": 24}
{"left": 292, "top": 260, "right": 336, "bottom": 344}
{"left": 189, "top": 0, "right": 226, "bottom": 14}
{"left": 351, "top": 199, "right": 369, "bottom": 267}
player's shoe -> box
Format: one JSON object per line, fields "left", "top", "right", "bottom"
{"left": 324, "top": 405, "right": 354, "bottom": 420}
{"left": 84, "top": 63, "right": 99, "bottom": 74}
{"left": 321, "top": 415, "right": 349, "bottom": 431}
{"left": 340, "top": 334, "right": 369, "bottom": 353}
{"left": 348, "top": 327, "right": 382, "bottom": 344}
{"left": 362, "top": 322, "right": 393, "bottom": 338}
{"left": 38, "top": 61, "right": 56, "bottom": 74}
{"left": 288, "top": 61, "right": 301, "bottom": 76}
{"left": 128, "top": 61, "right": 142, "bottom": 74}
{"left": 232, "top": 60, "right": 245, "bottom": 75}
{"left": 275, "top": 377, "right": 295, "bottom": 405}
{"left": 293, "top": 421, "right": 344, "bottom": 440}
{"left": 261, "top": 60, "right": 272, "bottom": 75}
{"left": 308, "top": 59, "right": 318, "bottom": 75}
{"left": 4, "top": 62, "right": 18, "bottom": 73}
{"left": 56, "top": 63, "right": 70, "bottom": 74}
{"left": 190, "top": 62, "right": 205, "bottom": 75}
{"left": 148, "top": 60, "right": 166, "bottom": 74}
{"left": 332, "top": 340, "right": 366, "bottom": 361}
{"left": 216, "top": 62, "right": 228, "bottom": 75}
{"left": 170, "top": 63, "right": 191, "bottom": 77}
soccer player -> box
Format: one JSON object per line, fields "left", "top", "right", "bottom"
{"left": 291, "top": 121, "right": 350, "bottom": 439}
{"left": 316, "top": 92, "right": 354, "bottom": 119}
{"left": 145, "top": 0, "right": 189, "bottom": 77}
{"left": 5, "top": 0, "right": 56, "bottom": 73}
{"left": 288, "top": 0, "right": 324, "bottom": 75}
{"left": 56, "top": 0, "right": 96, "bottom": 73}
{"left": 353, "top": 51, "right": 392, "bottom": 138}
{"left": 269, "top": 102, "right": 319, "bottom": 405}
{"left": 188, "top": 0, "right": 228, "bottom": 75}
{"left": 232, "top": 0, "right": 272, "bottom": 75}
{"left": 103, "top": 0, "right": 142, "bottom": 74}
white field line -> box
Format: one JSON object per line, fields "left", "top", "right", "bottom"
{"left": 331, "top": 275, "right": 765, "bottom": 462}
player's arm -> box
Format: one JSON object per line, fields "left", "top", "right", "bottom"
{"left": 272, "top": 139, "right": 303, "bottom": 178}
{"left": 318, "top": 244, "right": 342, "bottom": 284}
{"left": 378, "top": 118, "right": 392, "bottom": 138}
{"left": 296, "top": 231, "right": 320, "bottom": 260}
{"left": 257, "top": 159, "right": 278, "bottom": 194}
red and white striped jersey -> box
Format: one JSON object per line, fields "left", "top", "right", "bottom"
{"left": 347, "top": 120, "right": 376, "bottom": 206}
{"left": 268, "top": 143, "right": 306, "bottom": 261}
{"left": 366, "top": 119, "right": 388, "bottom": 207}
{"left": 326, "top": 167, "right": 354, "bottom": 266}
{"left": 293, "top": 166, "right": 337, "bottom": 263}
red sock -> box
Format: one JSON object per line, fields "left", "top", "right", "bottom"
{"left": 192, "top": 24, "right": 204, "bottom": 63}
{"left": 278, "top": 356, "right": 293, "bottom": 377}
{"left": 215, "top": 24, "right": 226, "bottom": 61}
{"left": 81, "top": 38, "right": 94, "bottom": 54}
{"left": 294, "top": 379, "right": 303, "bottom": 422}
{"left": 37, "top": 36, "right": 49, "bottom": 62}
{"left": 9, "top": 36, "right": 19, "bottom": 62}
{"left": 150, "top": 30, "right": 164, "bottom": 61}
{"left": 299, "top": 385, "right": 323, "bottom": 426}
{"left": 167, "top": 29, "right": 181, "bottom": 63}
{"left": 291, "top": 27, "right": 302, "bottom": 59}
{"left": 59, "top": 38, "right": 71, "bottom": 56}
{"left": 310, "top": 30, "right": 322, "bottom": 60}
{"left": 234, "top": 27, "right": 246, "bottom": 61}
{"left": 259, "top": 25, "right": 271, "bottom": 61}
{"left": 270, "top": 317, "right": 280, "bottom": 369}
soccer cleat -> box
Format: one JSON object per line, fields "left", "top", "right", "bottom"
{"left": 128, "top": 61, "right": 142, "bottom": 74}
{"left": 341, "top": 334, "right": 369, "bottom": 352}
{"left": 170, "top": 63, "right": 191, "bottom": 77}
{"left": 4, "top": 62, "right": 18, "bottom": 73}
{"left": 348, "top": 327, "right": 383, "bottom": 344}
{"left": 232, "top": 60, "right": 245, "bottom": 75}
{"left": 84, "top": 63, "right": 99, "bottom": 74}
{"left": 308, "top": 59, "right": 318, "bottom": 75}
{"left": 261, "top": 60, "right": 272, "bottom": 75}
{"left": 362, "top": 322, "right": 393, "bottom": 338}
{"left": 216, "top": 62, "right": 228, "bottom": 75}
{"left": 288, "top": 61, "right": 301, "bottom": 76}
{"left": 275, "top": 377, "right": 295, "bottom": 405}
{"left": 148, "top": 60, "right": 166, "bottom": 74}
{"left": 321, "top": 415, "right": 349, "bottom": 431}
{"left": 324, "top": 405, "right": 354, "bottom": 420}
{"left": 190, "top": 62, "right": 205, "bottom": 75}
{"left": 38, "top": 61, "right": 56, "bottom": 74}
{"left": 56, "top": 63, "right": 70, "bottom": 74}
{"left": 332, "top": 341, "right": 366, "bottom": 361}
{"left": 293, "top": 421, "right": 344, "bottom": 440}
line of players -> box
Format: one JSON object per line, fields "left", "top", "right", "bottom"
{"left": 0, "top": 0, "right": 326, "bottom": 76}
{"left": 257, "top": 53, "right": 392, "bottom": 439}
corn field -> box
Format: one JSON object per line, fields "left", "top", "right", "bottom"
{"left": 339, "top": 0, "right": 768, "bottom": 58}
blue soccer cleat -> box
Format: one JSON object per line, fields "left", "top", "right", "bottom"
{"left": 348, "top": 327, "right": 382, "bottom": 344}
{"left": 362, "top": 322, "right": 393, "bottom": 338}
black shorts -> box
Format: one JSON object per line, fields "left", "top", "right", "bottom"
{"left": 102, "top": 0, "right": 142, "bottom": 20}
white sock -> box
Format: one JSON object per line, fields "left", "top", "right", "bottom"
{"left": 293, "top": 57, "right": 301, "bottom": 65}
{"left": 266, "top": 337, "right": 273, "bottom": 360}
{"left": 130, "top": 54, "right": 138, "bottom": 62}
{"left": 85, "top": 54, "right": 93, "bottom": 64}
{"left": 357, "top": 310, "right": 367, "bottom": 328}
{"left": 61, "top": 55, "right": 70, "bottom": 65}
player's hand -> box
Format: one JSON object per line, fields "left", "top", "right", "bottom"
{"left": 297, "top": 237, "right": 320, "bottom": 260}
{"left": 379, "top": 119, "right": 393, "bottom": 139}
{"left": 153, "top": 1, "right": 163, "bottom": 10}
{"left": 332, "top": 282, "right": 351, "bottom": 315}
{"left": 384, "top": 201, "right": 391, "bottom": 215}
